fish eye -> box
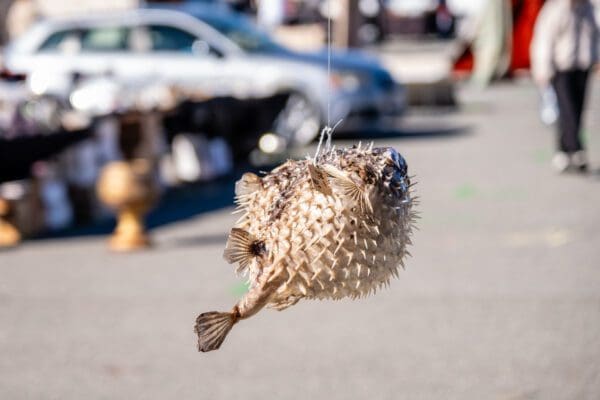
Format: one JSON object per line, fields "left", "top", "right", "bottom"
{"left": 374, "top": 147, "right": 407, "bottom": 177}
{"left": 380, "top": 148, "right": 407, "bottom": 178}
{"left": 383, "top": 148, "right": 401, "bottom": 167}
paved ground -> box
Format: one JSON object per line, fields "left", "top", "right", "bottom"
{"left": 2, "top": 78, "right": 600, "bottom": 400}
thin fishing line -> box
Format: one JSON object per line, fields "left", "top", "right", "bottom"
{"left": 327, "top": 0, "right": 331, "bottom": 128}
{"left": 315, "top": 0, "right": 342, "bottom": 161}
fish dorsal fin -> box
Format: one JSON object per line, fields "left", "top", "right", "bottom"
{"left": 307, "top": 164, "right": 333, "bottom": 196}
{"left": 235, "top": 173, "right": 262, "bottom": 198}
{"left": 322, "top": 164, "right": 372, "bottom": 213}
{"left": 223, "top": 228, "right": 264, "bottom": 270}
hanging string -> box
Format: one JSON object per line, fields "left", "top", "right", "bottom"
{"left": 327, "top": 0, "right": 331, "bottom": 128}
{"left": 314, "top": 0, "right": 342, "bottom": 161}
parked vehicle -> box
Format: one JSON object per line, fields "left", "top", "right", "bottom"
{"left": 3, "top": 6, "right": 405, "bottom": 146}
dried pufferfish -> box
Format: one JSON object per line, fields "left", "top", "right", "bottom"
{"left": 195, "top": 144, "right": 416, "bottom": 352}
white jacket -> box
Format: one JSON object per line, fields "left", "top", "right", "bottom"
{"left": 531, "top": 0, "right": 599, "bottom": 83}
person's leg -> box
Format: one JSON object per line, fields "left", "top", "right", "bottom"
{"left": 563, "top": 70, "right": 585, "bottom": 153}
{"left": 571, "top": 69, "right": 590, "bottom": 149}
{"left": 566, "top": 69, "right": 590, "bottom": 170}
{"left": 552, "top": 71, "right": 577, "bottom": 155}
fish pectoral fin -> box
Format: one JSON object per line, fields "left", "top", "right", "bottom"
{"left": 322, "top": 164, "right": 372, "bottom": 213}
{"left": 223, "top": 228, "right": 264, "bottom": 270}
{"left": 195, "top": 308, "right": 240, "bottom": 352}
{"left": 235, "top": 172, "right": 262, "bottom": 199}
{"left": 308, "top": 164, "right": 333, "bottom": 196}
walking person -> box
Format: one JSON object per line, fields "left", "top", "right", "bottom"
{"left": 531, "top": 0, "right": 599, "bottom": 173}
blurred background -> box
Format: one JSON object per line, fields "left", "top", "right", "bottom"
{"left": 1, "top": 0, "right": 600, "bottom": 399}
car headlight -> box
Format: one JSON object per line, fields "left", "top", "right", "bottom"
{"left": 258, "top": 132, "right": 286, "bottom": 154}
{"left": 69, "top": 79, "right": 119, "bottom": 115}
{"left": 329, "top": 72, "right": 364, "bottom": 91}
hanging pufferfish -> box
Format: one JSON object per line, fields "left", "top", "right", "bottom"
{"left": 195, "top": 143, "right": 417, "bottom": 352}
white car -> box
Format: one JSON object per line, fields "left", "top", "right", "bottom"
{"left": 3, "top": 6, "right": 405, "bottom": 145}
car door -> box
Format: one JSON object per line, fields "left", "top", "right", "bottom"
{"left": 135, "top": 23, "right": 230, "bottom": 93}
{"left": 76, "top": 25, "right": 137, "bottom": 78}
{"left": 26, "top": 28, "right": 86, "bottom": 76}
{"left": 31, "top": 24, "right": 141, "bottom": 78}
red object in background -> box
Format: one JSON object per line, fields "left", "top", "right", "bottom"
{"left": 453, "top": 46, "right": 474, "bottom": 74}
{"left": 452, "top": 0, "right": 544, "bottom": 76}
{"left": 510, "top": 0, "right": 544, "bottom": 70}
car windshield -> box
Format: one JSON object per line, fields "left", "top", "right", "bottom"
{"left": 195, "top": 12, "right": 283, "bottom": 53}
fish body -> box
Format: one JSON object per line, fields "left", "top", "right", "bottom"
{"left": 195, "top": 145, "right": 416, "bottom": 352}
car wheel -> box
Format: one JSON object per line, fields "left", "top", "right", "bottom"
{"left": 274, "top": 92, "right": 321, "bottom": 146}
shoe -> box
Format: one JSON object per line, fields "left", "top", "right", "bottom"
{"left": 570, "top": 151, "right": 588, "bottom": 172}
{"left": 551, "top": 152, "right": 570, "bottom": 173}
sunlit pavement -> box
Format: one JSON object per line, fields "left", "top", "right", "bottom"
{"left": 1, "top": 79, "right": 600, "bottom": 399}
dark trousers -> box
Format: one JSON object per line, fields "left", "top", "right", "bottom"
{"left": 551, "top": 69, "right": 590, "bottom": 153}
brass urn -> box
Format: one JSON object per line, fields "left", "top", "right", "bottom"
{"left": 0, "top": 198, "right": 21, "bottom": 248}
{"left": 96, "top": 159, "right": 159, "bottom": 252}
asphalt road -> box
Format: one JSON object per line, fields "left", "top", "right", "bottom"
{"left": 2, "top": 79, "right": 600, "bottom": 400}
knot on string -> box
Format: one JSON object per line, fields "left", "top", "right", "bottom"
{"left": 313, "top": 119, "right": 343, "bottom": 162}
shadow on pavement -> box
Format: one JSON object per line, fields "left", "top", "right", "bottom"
{"left": 336, "top": 117, "right": 471, "bottom": 140}
{"left": 162, "top": 233, "right": 230, "bottom": 249}
{"left": 32, "top": 171, "right": 246, "bottom": 241}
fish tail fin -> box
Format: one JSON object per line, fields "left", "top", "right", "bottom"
{"left": 194, "top": 307, "right": 240, "bottom": 352}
